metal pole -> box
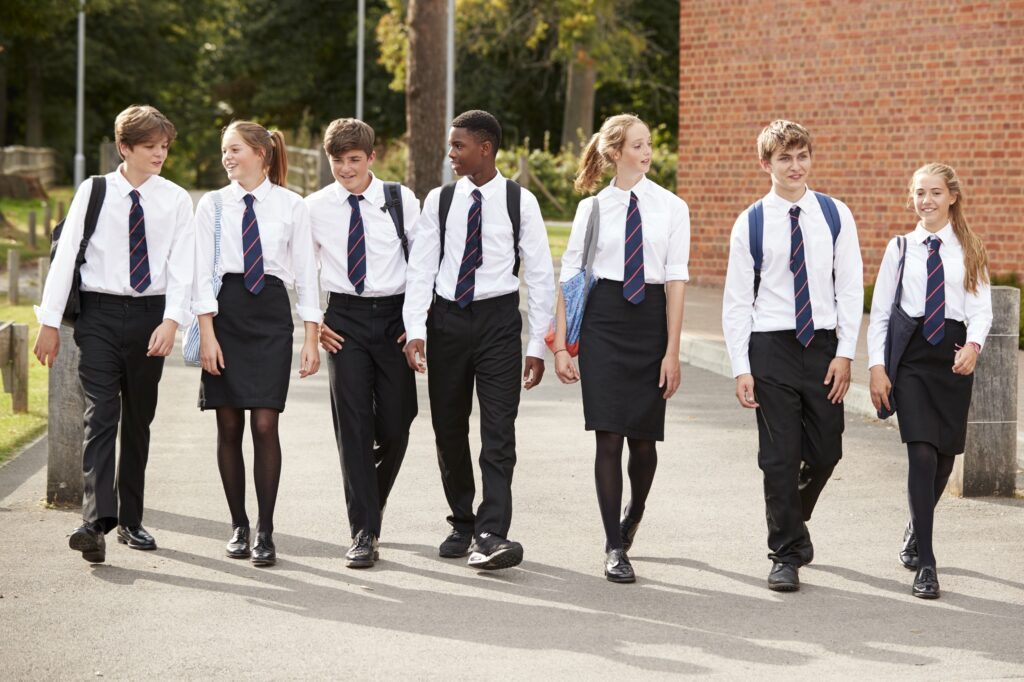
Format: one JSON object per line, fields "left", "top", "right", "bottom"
{"left": 73, "top": 0, "right": 86, "bottom": 188}
{"left": 442, "top": 0, "right": 455, "bottom": 183}
{"left": 356, "top": 0, "right": 365, "bottom": 120}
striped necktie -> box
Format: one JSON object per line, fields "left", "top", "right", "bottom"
{"left": 128, "top": 189, "right": 150, "bottom": 293}
{"left": 623, "top": 191, "right": 645, "bottom": 304}
{"left": 454, "top": 189, "right": 483, "bottom": 308}
{"left": 790, "top": 205, "right": 815, "bottom": 347}
{"left": 923, "top": 236, "right": 945, "bottom": 344}
{"left": 242, "top": 193, "right": 265, "bottom": 294}
{"left": 347, "top": 194, "right": 366, "bottom": 294}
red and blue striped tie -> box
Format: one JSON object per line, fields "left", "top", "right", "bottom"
{"left": 923, "top": 236, "right": 945, "bottom": 344}
{"left": 623, "top": 191, "right": 645, "bottom": 304}
{"left": 347, "top": 194, "right": 366, "bottom": 294}
{"left": 242, "top": 193, "right": 265, "bottom": 294}
{"left": 128, "top": 190, "right": 150, "bottom": 293}
{"left": 454, "top": 189, "right": 483, "bottom": 308}
{"left": 789, "top": 205, "right": 814, "bottom": 347}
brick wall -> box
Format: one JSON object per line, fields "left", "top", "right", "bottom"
{"left": 678, "top": 0, "right": 1024, "bottom": 285}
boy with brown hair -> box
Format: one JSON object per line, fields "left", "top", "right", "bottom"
{"left": 305, "top": 118, "right": 420, "bottom": 568}
{"left": 722, "top": 119, "right": 863, "bottom": 591}
{"left": 34, "top": 104, "right": 195, "bottom": 563}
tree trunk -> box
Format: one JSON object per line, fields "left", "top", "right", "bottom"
{"left": 560, "top": 45, "right": 596, "bottom": 153}
{"left": 405, "top": 0, "right": 447, "bottom": 200}
{"left": 24, "top": 41, "right": 43, "bottom": 147}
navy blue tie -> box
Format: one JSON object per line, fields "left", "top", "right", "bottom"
{"left": 623, "top": 191, "right": 645, "bottom": 304}
{"left": 790, "top": 205, "right": 814, "bottom": 347}
{"left": 242, "top": 194, "right": 265, "bottom": 294}
{"left": 923, "top": 236, "right": 945, "bottom": 345}
{"left": 347, "top": 194, "right": 366, "bottom": 294}
{"left": 454, "top": 189, "right": 483, "bottom": 308}
{"left": 128, "top": 190, "right": 150, "bottom": 293}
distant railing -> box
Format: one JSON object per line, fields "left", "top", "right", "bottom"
{"left": 285, "top": 146, "right": 333, "bottom": 197}
{"left": 0, "top": 145, "right": 58, "bottom": 189}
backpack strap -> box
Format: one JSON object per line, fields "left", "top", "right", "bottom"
{"left": 437, "top": 182, "right": 458, "bottom": 266}
{"left": 76, "top": 175, "right": 107, "bottom": 267}
{"left": 382, "top": 182, "right": 408, "bottom": 261}
{"left": 814, "top": 192, "right": 842, "bottom": 245}
{"left": 893, "top": 236, "right": 908, "bottom": 307}
{"left": 747, "top": 200, "right": 764, "bottom": 298}
{"left": 506, "top": 179, "right": 521, "bottom": 277}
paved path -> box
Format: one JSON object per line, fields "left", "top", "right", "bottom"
{"left": 1, "top": 300, "right": 1023, "bottom": 678}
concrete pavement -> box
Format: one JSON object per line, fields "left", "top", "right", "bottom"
{"left": 2, "top": 302, "right": 1024, "bottom": 678}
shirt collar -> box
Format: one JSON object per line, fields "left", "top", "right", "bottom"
{"left": 228, "top": 176, "right": 273, "bottom": 203}
{"left": 457, "top": 170, "right": 505, "bottom": 200}
{"left": 334, "top": 172, "right": 383, "bottom": 207}
{"left": 912, "top": 222, "right": 955, "bottom": 245}
{"left": 112, "top": 164, "right": 158, "bottom": 199}
{"left": 763, "top": 184, "right": 817, "bottom": 213}
{"left": 601, "top": 175, "right": 651, "bottom": 206}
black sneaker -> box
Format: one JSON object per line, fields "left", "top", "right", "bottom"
{"left": 69, "top": 522, "right": 106, "bottom": 564}
{"left": 346, "top": 530, "right": 379, "bottom": 569}
{"left": 467, "top": 533, "right": 523, "bottom": 570}
{"left": 439, "top": 528, "right": 473, "bottom": 558}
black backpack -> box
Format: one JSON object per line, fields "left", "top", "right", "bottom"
{"left": 380, "top": 181, "right": 409, "bottom": 261}
{"left": 437, "top": 179, "right": 522, "bottom": 276}
{"left": 50, "top": 175, "right": 106, "bottom": 326}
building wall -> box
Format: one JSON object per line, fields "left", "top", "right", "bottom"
{"left": 678, "top": 0, "right": 1024, "bottom": 285}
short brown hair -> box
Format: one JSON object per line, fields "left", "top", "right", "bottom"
{"left": 756, "top": 120, "right": 812, "bottom": 162}
{"left": 323, "top": 118, "right": 375, "bottom": 157}
{"left": 114, "top": 105, "right": 176, "bottom": 159}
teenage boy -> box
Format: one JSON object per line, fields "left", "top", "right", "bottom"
{"left": 722, "top": 120, "right": 863, "bottom": 591}
{"left": 34, "top": 105, "right": 195, "bottom": 563}
{"left": 402, "top": 110, "right": 554, "bottom": 570}
{"left": 307, "top": 118, "right": 420, "bottom": 569}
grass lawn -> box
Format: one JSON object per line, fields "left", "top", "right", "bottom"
{"left": 0, "top": 186, "right": 74, "bottom": 262}
{"left": 547, "top": 221, "right": 572, "bottom": 262}
{"left": 0, "top": 298, "right": 48, "bottom": 464}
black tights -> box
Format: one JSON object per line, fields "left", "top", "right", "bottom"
{"left": 216, "top": 408, "right": 283, "bottom": 534}
{"left": 594, "top": 431, "right": 658, "bottom": 551}
{"left": 907, "top": 441, "right": 956, "bottom": 568}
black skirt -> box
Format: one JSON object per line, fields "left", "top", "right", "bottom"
{"left": 199, "top": 274, "right": 295, "bottom": 412}
{"left": 578, "top": 279, "right": 668, "bottom": 441}
{"left": 894, "top": 319, "right": 973, "bottom": 455}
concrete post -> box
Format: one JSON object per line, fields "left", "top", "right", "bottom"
{"left": 46, "top": 324, "right": 84, "bottom": 507}
{"left": 11, "top": 323, "right": 28, "bottom": 413}
{"left": 8, "top": 250, "right": 19, "bottom": 305}
{"left": 950, "top": 286, "right": 1020, "bottom": 497}
{"left": 42, "top": 203, "right": 52, "bottom": 240}
{"left": 28, "top": 211, "right": 37, "bottom": 248}
{"left": 37, "top": 258, "right": 49, "bottom": 304}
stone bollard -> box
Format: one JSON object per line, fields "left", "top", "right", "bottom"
{"left": 949, "top": 286, "right": 1021, "bottom": 497}
{"left": 37, "top": 258, "right": 49, "bottom": 304}
{"left": 8, "top": 250, "right": 19, "bottom": 305}
{"left": 42, "top": 203, "right": 52, "bottom": 239}
{"left": 28, "top": 212, "right": 37, "bottom": 249}
{"left": 46, "top": 324, "right": 84, "bottom": 507}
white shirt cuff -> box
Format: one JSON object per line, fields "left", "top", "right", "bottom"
{"left": 34, "top": 306, "right": 63, "bottom": 329}
{"left": 836, "top": 340, "right": 857, "bottom": 361}
{"left": 192, "top": 299, "right": 219, "bottom": 317}
{"left": 296, "top": 304, "right": 324, "bottom": 324}
{"left": 162, "top": 307, "right": 190, "bottom": 328}
{"left": 730, "top": 356, "right": 751, "bottom": 377}
{"left": 407, "top": 325, "right": 427, "bottom": 344}
{"left": 526, "top": 338, "right": 546, "bottom": 359}
{"left": 665, "top": 265, "right": 689, "bottom": 282}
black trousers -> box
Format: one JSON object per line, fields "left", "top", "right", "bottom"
{"left": 749, "top": 329, "right": 844, "bottom": 565}
{"left": 427, "top": 292, "right": 522, "bottom": 539}
{"left": 74, "top": 292, "right": 166, "bottom": 533}
{"left": 326, "top": 293, "right": 417, "bottom": 539}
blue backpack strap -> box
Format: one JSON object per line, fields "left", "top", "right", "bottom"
{"left": 437, "top": 182, "right": 458, "bottom": 266}
{"left": 814, "top": 192, "right": 842, "bottom": 245}
{"left": 747, "top": 200, "right": 764, "bottom": 298}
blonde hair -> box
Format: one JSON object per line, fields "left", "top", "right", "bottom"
{"left": 756, "top": 120, "right": 812, "bottom": 162}
{"left": 114, "top": 105, "right": 176, "bottom": 159}
{"left": 909, "top": 163, "right": 988, "bottom": 294}
{"left": 223, "top": 120, "right": 289, "bottom": 187}
{"left": 573, "top": 113, "right": 646, "bottom": 194}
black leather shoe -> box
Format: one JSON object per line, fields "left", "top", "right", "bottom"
{"left": 604, "top": 549, "right": 636, "bottom": 583}
{"left": 899, "top": 523, "right": 919, "bottom": 570}
{"left": 797, "top": 524, "right": 814, "bottom": 566}
{"left": 768, "top": 562, "right": 800, "bottom": 592}
{"left": 912, "top": 566, "right": 940, "bottom": 599}
{"left": 620, "top": 516, "right": 641, "bottom": 553}
{"left": 345, "top": 530, "right": 379, "bottom": 569}
{"left": 116, "top": 525, "right": 157, "bottom": 550}
{"left": 250, "top": 531, "right": 276, "bottom": 567}
{"left": 467, "top": 533, "right": 523, "bottom": 570}
{"left": 438, "top": 528, "right": 473, "bottom": 558}
{"left": 225, "top": 526, "right": 250, "bottom": 559}
{"left": 69, "top": 522, "right": 106, "bottom": 563}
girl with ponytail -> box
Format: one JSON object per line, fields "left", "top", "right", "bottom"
{"left": 553, "top": 114, "right": 691, "bottom": 584}
{"left": 192, "top": 120, "right": 322, "bottom": 567}
{"left": 867, "top": 162, "right": 993, "bottom": 599}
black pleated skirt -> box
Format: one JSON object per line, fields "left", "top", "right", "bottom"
{"left": 894, "top": 319, "right": 973, "bottom": 455}
{"left": 578, "top": 279, "right": 667, "bottom": 441}
{"left": 199, "top": 274, "right": 295, "bottom": 412}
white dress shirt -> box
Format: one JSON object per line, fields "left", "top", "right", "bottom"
{"left": 560, "top": 176, "right": 690, "bottom": 284}
{"left": 722, "top": 186, "right": 864, "bottom": 377}
{"left": 867, "top": 222, "right": 992, "bottom": 367}
{"left": 193, "top": 178, "right": 321, "bottom": 323}
{"left": 35, "top": 166, "right": 195, "bottom": 328}
{"left": 403, "top": 171, "right": 555, "bottom": 358}
{"left": 306, "top": 174, "right": 421, "bottom": 297}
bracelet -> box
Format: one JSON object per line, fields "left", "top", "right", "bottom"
{"left": 554, "top": 348, "right": 568, "bottom": 355}
{"left": 966, "top": 341, "right": 982, "bottom": 354}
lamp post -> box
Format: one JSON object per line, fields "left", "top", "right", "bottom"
{"left": 356, "top": 0, "right": 365, "bottom": 120}
{"left": 442, "top": 0, "right": 454, "bottom": 184}
{"left": 73, "top": 0, "right": 86, "bottom": 188}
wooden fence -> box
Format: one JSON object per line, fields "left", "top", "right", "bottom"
{"left": 0, "top": 145, "right": 59, "bottom": 189}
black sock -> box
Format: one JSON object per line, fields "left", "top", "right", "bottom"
{"left": 594, "top": 431, "right": 625, "bottom": 551}
{"left": 216, "top": 408, "right": 248, "bottom": 529}
{"left": 251, "top": 408, "right": 282, "bottom": 535}
{"left": 624, "top": 438, "right": 658, "bottom": 522}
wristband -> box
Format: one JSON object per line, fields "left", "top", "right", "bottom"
{"left": 966, "top": 341, "right": 982, "bottom": 354}
{"left": 554, "top": 348, "right": 568, "bottom": 355}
